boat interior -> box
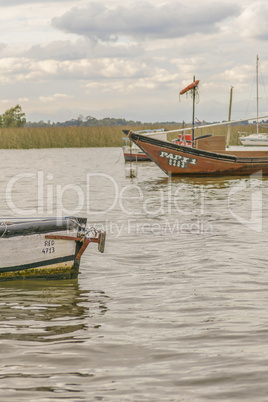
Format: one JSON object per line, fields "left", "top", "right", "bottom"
{"left": 195, "top": 135, "right": 268, "bottom": 156}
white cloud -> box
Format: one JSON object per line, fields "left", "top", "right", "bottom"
{"left": 0, "top": 57, "right": 152, "bottom": 83}
{"left": 85, "top": 69, "right": 179, "bottom": 94}
{"left": 237, "top": 2, "right": 268, "bottom": 40}
{"left": 39, "top": 93, "right": 73, "bottom": 102}
{"left": 0, "top": 0, "right": 267, "bottom": 123}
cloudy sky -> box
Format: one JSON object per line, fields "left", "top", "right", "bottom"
{"left": 0, "top": 0, "right": 268, "bottom": 123}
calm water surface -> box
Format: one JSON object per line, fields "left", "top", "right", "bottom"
{"left": 0, "top": 147, "right": 268, "bottom": 401}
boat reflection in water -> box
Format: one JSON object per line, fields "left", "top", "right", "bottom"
{"left": 0, "top": 280, "right": 109, "bottom": 343}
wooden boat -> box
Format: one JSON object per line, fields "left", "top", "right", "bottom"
{"left": 123, "top": 129, "right": 167, "bottom": 162}
{"left": 124, "top": 129, "right": 268, "bottom": 176}
{"left": 0, "top": 217, "right": 105, "bottom": 281}
{"left": 124, "top": 74, "right": 268, "bottom": 176}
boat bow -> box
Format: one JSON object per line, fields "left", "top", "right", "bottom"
{"left": 0, "top": 217, "right": 106, "bottom": 280}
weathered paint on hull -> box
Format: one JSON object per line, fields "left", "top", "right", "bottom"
{"left": 129, "top": 132, "right": 268, "bottom": 176}
{"left": 0, "top": 263, "right": 78, "bottom": 281}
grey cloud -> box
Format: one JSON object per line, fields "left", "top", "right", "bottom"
{"left": 27, "top": 40, "right": 89, "bottom": 61}
{"left": 0, "top": 43, "right": 6, "bottom": 52}
{"left": 26, "top": 39, "right": 144, "bottom": 61}
{"left": 0, "top": 0, "right": 67, "bottom": 5}
{"left": 52, "top": 1, "right": 241, "bottom": 41}
{"left": 257, "top": 34, "right": 268, "bottom": 40}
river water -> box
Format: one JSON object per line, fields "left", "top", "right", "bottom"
{"left": 0, "top": 147, "right": 268, "bottom": 401}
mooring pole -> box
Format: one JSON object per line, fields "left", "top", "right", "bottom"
{"left": 226, "top": 86, "right": 233, "bottom": 147}
{"left": 192, "top": 75, "right": 196, "bottom": 146}
{"left": 256, "top": 55, "right": 259, "bottom": 135}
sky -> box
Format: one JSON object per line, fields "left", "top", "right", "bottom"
{"left": 0, "top": 0, "right": 268, "bottom": 124}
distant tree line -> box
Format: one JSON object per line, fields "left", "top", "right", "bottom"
{"left": 25, "top": 115, "right": 146, "bottom": 127}
{"left": 25, "top": 115, "right": 268, "bottom": 127}
{"left": 26, "top": 115, "right": 182, "bottom": 127}
{"left": 3, "top": 106, "right": 268, "bottom": 128}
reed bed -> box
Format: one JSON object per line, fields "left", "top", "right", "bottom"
{"left": 0, "top": 124, "right": 261, "bottom": 149}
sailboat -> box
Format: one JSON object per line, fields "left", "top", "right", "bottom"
{"left": 239, "top": 56, "right": 268, "bottom": 146}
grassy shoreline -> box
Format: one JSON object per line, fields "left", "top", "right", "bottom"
{"left": 0, "top": 125, "right": 260, "bottom": 149}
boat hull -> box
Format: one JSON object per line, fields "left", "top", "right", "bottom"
{"left": 123, "top": 146, "right": 151, "bottom": 161}
{"left": 0, "top": 218, "right": 90, "bottom": 281}
{"left": 123, "top": 152, "right": 151, "bottom": 162}
{"left": 240, "top": 137, "right": 268, "bottom": 146}
{"left": 128, "top": 131, "right": 268, "bottom": 176}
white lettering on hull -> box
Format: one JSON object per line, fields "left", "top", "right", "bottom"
{"left": 159, "top": 151, "right": 197, "bottom": 169}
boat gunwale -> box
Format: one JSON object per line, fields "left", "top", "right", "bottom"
{"left": 129, "top": 131, "right": 238, "bottom": 162}
{"left": 0, "top": 217, "right": 83, "bottom": 238}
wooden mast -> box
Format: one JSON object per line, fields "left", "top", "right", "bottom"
{"left": 192, "top": 75, "right": 196, "bottom": 145}
{"left": 180, "top": 77, "right": 199, "bottom": 147}
{"left": 256, "top": 55, "right": 259, "bottom": 135}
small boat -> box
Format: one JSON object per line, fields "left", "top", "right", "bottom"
{"left": 239, "top": 56, "right": 268, "bottom": 146}
{"left": 123, "top": 129, "right": 167, "bottom": 162}
{"left": 123, "top": 143, "right": 151, "bottom": 161}
{"left": 239, "top": 133, "right": 268, "bottom": 146}
{"left": 0, "top": 217, "right": 105, "bottom": 281}
{"left": 124, "top": 129, "right": 268, "bottom": 176}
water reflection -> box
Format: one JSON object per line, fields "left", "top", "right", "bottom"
{"left": 0, "top": 280, "right": 109, "bottom": 343}
{"left": 143, "top": 174, "right": 268, "bottom": 188}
